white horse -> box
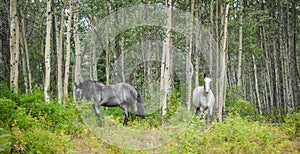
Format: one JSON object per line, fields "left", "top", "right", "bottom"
{"left": 192, "top": 75, "right": 215, "bottom": 123}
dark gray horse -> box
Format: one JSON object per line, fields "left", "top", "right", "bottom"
{"left": 192, "top": 75, "right": 215, "bottom": 123}
{"left": 74, "top": 80, "right": 145, "bottom": 126}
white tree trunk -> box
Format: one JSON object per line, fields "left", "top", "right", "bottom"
{"left": 215, "top": 0, "right": 219, "bottom": 116}
{"left": 237, "top": 0, "right": 243, "bottom": 88}
{"left": 64, "top": 0, "right": 73, "bottom": 103}
{"left": 10, "top": 0, "right": 20, "bottom": 93}
{"left": 44, "top": 0, "right": 52, "bottom": 104}
{"left": 160, "top": 0, "right": 172, "bottom": 116}
{"left": 74, "top": 0, "right": 81, "bottom": 84}
{"left": 105, "top": 4, "right": 110, "bottom": 85}
{"left": 20, "top": 10, "right": 32, "bottom": 93}
{"left": 217, "top": 3, "right": 229, "bottom": 122}
{"left": 74, "top": 0, "right": 81, "bottom": 101}
{"left": 252, "top": 54, "right": 262, "bottom": 114}
{"left": 58, "top": 0, "right": 67, "bottom": 104}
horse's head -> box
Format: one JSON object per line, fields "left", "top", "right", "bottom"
{"left": 136, "top": 102, "right": 146, "bottom": 119}
{"left": 204, "top": 75, "right": 212, "bottom": 93}
{"left": 74, "top": 82, "right": 83, "bottom": 102}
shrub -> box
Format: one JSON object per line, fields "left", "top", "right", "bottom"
{"left": 10, "top": 126, "right": 73, "bottom": 153}
{"left": 0, "top": 84, "right": 20, "bottom": 104}
{"left": 0, "top": 98, "right": 16, "bottom": 126}
{"left": 230, "top": 99, "right": 259, "bottom": 119}
{"left": 284, "top": 110, "right": 300, "bottom": 138}
{"left": 174, "top": 115, "right": 295, "bottom": 153}
{"left": 0, "top": 127, "right": 11, "bottom": 153}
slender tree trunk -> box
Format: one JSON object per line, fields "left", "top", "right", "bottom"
{"left": 261, "top": 69, "right": 268, "bottom": 114}
{"left": 105, "top": 1, "right": 110, "bottom": 85}
{"left": 186, "top": 0, "right": 194, "bottom": 111}
{"left": 58, "top": 0, "right": 67, "bottom": 104}
{"left": 209, "top": 1, "right": 213, "bottom": 75}
{"left": 237, "top": 0, "right": 243, "bottom": 88}
{"left": 252, "top": 54, "right": 262, "bottom": 114}
{"left": 20, "top": 10, "right": 32, "bottom": 93}
{"left": 0, "top": 0, "right": 10, "bottom": 80}
{"left": 217, "top": 3, "right": 229, "bottom": 122}
{"left": 285, "top": 5, "right": 294, "bottom": 111}
{"left": 249, "top": 66, "right": 254, "bottom": 104}
{"left": 140, "top": 7, "right": 146, "bottom": 88}
{"left": 160, "top": 0, "right": 172, "bottom": 116}
{"left": 91, "top": 47, "right": 97, "bottom": 80}
{"left": 52, "top": 5, "right": 58, "bottom": 96}
{"left": 19, "top": 11, "right": 28, "bottom": 94}
{"left": 64, "top": 0, "right": 73, "bottom": 103}
{"left": 74, "top": 0, "right": 81, "bottom": 85}
{"left": 20, "top": 31, "right": 28, "bottom": 94}
{"left": 273, "top": 42, "right": 281, "bottom": 115}
{"left": 278, "top": 1, "right": 286, "bottom": 115}
{"left": 279, "top": 2, "right": 287, "bottom": 114}
{"left": 145, "top": 0, "right": 152, "bottom": 89}
{"left": 194, "top": 0, "right": 201, "bottom": 87}
{"left": 283, "top": 5, "right": 292, "bottom": 112}
{"left": 262, "top": 25, "right": 273, "bottom": 114}
{"left": 44, "top": 0, "right": 52, "bottom": 104}
{"left": 10, "top": 0, "right": 20, "bottom": 93}
{"left": 290, "top": 0, "right": 300, "bottom": 109}
{"left": 267, "top": 37, "right": 274, "bottom": 115}
{"left": 215, "top": 0, "right": 219, "bottom": 115}
{"left": 121, "top": 13, "right": 125, "bottom": 82}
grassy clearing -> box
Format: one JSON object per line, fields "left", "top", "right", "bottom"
{"left": 0, "top": 88, "right": 299, "bottom": 153}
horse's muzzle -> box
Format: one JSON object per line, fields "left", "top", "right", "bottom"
{"left": 137, "top": 114, "right": 146, "bottom": 119}
{"left": 205, "top": 89, "right": 210, "bottom": 93}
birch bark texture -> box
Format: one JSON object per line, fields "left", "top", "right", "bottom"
{"left": 44, "top": 0, "right": 52, "bottom": 104}
{"left": 74, "top": 0, "right": 81, "bottom": 85}
{"left": 217, "top": 3, "right": 229, "bottom": 122}
{"left": 160, "top": 0, "right": 172, "bottom": 116}
{"left": 64, "top": 0, "right": 74, "bottom": 103}
{"left": 10, "top": 0, "right": 20, "bottom": 93}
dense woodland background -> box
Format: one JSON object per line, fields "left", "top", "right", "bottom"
{"left": 0, "top": 0, "right": 300, "bottom": 153}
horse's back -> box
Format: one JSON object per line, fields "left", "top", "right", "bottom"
{"left": 81, "top": 80, "right": 104, "bottom": 102}
{"left": 115, "top": 83, "right": 138, "bottom": 97}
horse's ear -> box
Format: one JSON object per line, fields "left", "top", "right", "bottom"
{"left": 204, "top": 73, "right": 207, "bottom": 78}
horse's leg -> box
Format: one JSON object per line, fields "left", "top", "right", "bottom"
{"left": 92, "top": 103, "right": 102, "bottom": 126}
{"left": 199, "top": 106, "right": 205, "bottom": 119}
{"left": 204, "top": 107, "right": 212, "bottom": 124}
{"left": 195, "top": 107, "right": 200, "bottom": 116}
{"left": 120, "top": 105, "right": 129, "bottom": 126}
{"left": 208, "top": 105, "right": 214, "bottom": 124}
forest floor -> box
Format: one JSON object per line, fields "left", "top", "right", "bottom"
{"left": 0, "top": 90, "right": 299, "bottom": 153}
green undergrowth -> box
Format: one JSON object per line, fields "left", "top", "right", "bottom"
{"left": 0, "top": 85, "right": 299, "bottom": 153}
